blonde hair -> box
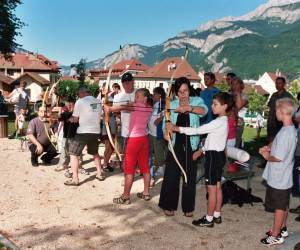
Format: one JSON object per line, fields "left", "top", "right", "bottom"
{"left": 276, "top": 98, "right": 295, "bottom": 115}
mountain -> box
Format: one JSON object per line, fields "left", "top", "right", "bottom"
{"left": 62, "top": 0, "right": 300, "bottom": 79}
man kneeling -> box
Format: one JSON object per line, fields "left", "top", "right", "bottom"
{"left": 27, "top": 106, "right": 58, "bottom": 167}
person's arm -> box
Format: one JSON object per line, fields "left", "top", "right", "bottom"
{"left": 234, "top": 93, "right": 248, "bottom": 111}
{"left": 168, "top": 118, "right": 222, "bottom": 135}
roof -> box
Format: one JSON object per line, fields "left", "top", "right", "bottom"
{"left": 90, "top": 59, "right": 150, "bottom": 78}
{"left": 0, "top": 53, "right": 60, "bottom": 72}
{"left": 60, "top": 76, "right": 77, "bottom": 81}
{"left": 266, "top": 72, "right": 288, "bottom": 82}
{"left": 11, "top": 72, "right": 50, "bottom": 85}
{"left": 135, "top": 57, "right": 200, "bottom": 81}
{"left": 0, "top": 73, "right": 14, "bottom": 85}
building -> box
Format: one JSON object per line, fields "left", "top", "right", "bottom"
{"left": 0, "top": 53, "right": 60, "bottom": 102}
{"left": 89, "top": 59, "right": 150, "bottom": 87}
{"left": 255, "top": 70, "right": 288, "bottom": 96}
{"left": 134, "top": 57, "right": 201, "bottom": 92}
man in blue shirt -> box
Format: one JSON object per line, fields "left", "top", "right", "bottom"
{"left": 200, "top": 72, "right": 220, "bottom": 124}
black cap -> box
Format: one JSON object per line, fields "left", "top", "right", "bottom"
{"left": 121, "top": 72, "right": 134, "bottom": 83}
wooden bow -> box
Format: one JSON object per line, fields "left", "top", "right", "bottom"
{"left": 42, "top": 87, "right": 57, "bottom": 150}
{"left": 104, "top": 46, "right": 123, "bottom": 161}
{"left": 165, "top": 46, "right": 189, "bottom": 184}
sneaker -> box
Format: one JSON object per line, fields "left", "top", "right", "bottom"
{"left": 192, "top": 216, "right": 214, "bottom": 227}
{"left": 296, "top": 214, "right": 300, "bottom": 222}
{"left": 260, "top": 235, "right": 284, "bottom": 246}
{"left": 64, "top": 170, "right": 73, "bottom": 178}
{"left": 266, "top": 227, "right": 288, "bottom": 238}
{"left": 213, "top": 216, "right": 222, "bottom": 224}
{"left": 290, "top": 205, "right": 300, "bottom": 214}
{"left": 80, "top": 168, "right": 89, "bottom": 175}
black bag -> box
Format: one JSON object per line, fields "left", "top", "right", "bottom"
{"left": 222, "top": 180, "right": 263, "bottom": 207}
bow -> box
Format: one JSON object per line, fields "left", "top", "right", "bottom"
{"left": 104, "top": 46, "right": 123, "bottom": 161}
{"left": 42, "top": 86, "right": 57, "bottom": 150}
{"left": 165, "top": 46, "right": 189, "bottom": 184}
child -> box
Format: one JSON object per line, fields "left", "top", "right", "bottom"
{"left": 167, "top": 92, "right": 234, "bottom": 227}
{"left": 259, "top": 98, "right": 297, "bottom": 246}
{"left": 148, "top": 87, "right": 166, "bottom": 187}
{"left": 16, "top": 109, "right": 26, "bottom": 137}
{"left": 113, "top": 88, "right": 153, "bottom": 204}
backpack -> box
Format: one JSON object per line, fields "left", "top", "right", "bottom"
{"left": 221, "top": 180, "right": 263, "bottom": 207}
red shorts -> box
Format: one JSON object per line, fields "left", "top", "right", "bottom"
{"left": 124, "top": 136, "right": 149, "bottom": 175}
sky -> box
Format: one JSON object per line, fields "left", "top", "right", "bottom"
{"left": 15, "top": 0, "right": 267, "bottom": 65}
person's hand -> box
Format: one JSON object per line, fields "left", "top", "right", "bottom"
{"left": 259, "top": 146, "right": 270, "bottom": 160}
{"left": 35, "top": 143, "right": 43, "bottom": 155}
{"left": 166, "top": 122, "right": 174, "bottom": 131}
{"left": 103, "top": 104, "right": 110, "bottom": 114}
{"left": 154, "top": 116, "right": 163, "bottom": 126}
{"left": 175, "top": 105, "right": 191, "bottom": 114}
{"left": 69, "top": 116, "right": 79, "bottom": 123}
{"left": 192, "top": 149, "right": 203, "bottom": 161}
{"left": 164, "top": 132, "right": 171, "bottom": 141}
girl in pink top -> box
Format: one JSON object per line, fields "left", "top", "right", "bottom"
{"left": 113, "top": 88, "right": 153, "bottom": 205}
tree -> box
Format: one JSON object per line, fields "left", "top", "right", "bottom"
{"left": 76, "top": 58, "right": 87, "bottom": 85}
{"left": 0, "top": 0, "right": 25, "bottom": 56}
{"left": 248, "top": 91, "right": 268, "bottom": 114}
{"left": 288, "top": 79, "right": 300, "bottom": 99}
{"left": 215, "top": 80, "right": 230, "bottom": 92}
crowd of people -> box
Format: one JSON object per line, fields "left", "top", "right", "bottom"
{"left": 6, "top": 71, "right": 300, "bottom": 247}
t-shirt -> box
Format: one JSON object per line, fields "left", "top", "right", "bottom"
{"left": 267, "top": 91, "right": 294, "bottom": 129}
{"left": 262, "top": 126, "right": 297, "bottom": 189}
{"left": 200, "top": 87, "right": 220, "bottom": 124}
{"left": 128, "top": 103, "right": 153, "bottom": 138}
{"left": 27, "top": 117, "right": 51, "bottom": 145}
{"left": 73, "top": 96, "right": 102, "bottom": 134}
{"left": 148, "top": 102, "right": 163, "bottom": 137}
{"left": 113, "top": 90, "right": 136, "bottom": 137}
{"left": 237, "top": 93, "right": 248, "bottom": 118}
{"left": 179, "top": 116, "right": 228, "bottom": 152}
{"left": 227, "top": 116, "right": 236, "bottom": 139}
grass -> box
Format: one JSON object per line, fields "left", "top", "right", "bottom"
{"left": 243, "top": 126, "right": 268, "bottom": 157}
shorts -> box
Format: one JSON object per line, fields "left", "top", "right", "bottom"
{"left": 265, "top": 185, "right": 291, "bottom": 211}
{"left": 124, "top": 136, "right": 149, "bottom": 175}
{"left": 69, "top": 133, "right": 100, "bottom": 156}
{"left": 204, "top": 150, "right": 226, "bottom": 185}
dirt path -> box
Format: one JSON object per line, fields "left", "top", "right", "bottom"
{"left": 0, "top": 138, "right": 299, "bottom": 249}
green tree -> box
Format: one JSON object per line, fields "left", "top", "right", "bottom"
{"left": 288, "top": 79, "right": 300, "bottom": 99}
{"left": 57, "top": 80, "right": 80, "bottom": 101}
{"left": 76, "top": 58, "right": 87, "bottom": 85}
{"left": 215, "top": 80, "right": 230, "bottom": 92}
{"left": 248, "top": 91, "right": 268, "bottom": 113}
{"left": 0, "top": 0, "right": 25, "bottom": 55}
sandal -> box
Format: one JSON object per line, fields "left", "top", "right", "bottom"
{"left": 64, "top": 179, "right": 79, "bottom": 186}
{"left": 95, "top": 174, "right": 106, "bottom": 181}
{"left": 113, "top": 195, "right": 131, "bottom": 205}
{"left": 164, "top": 210, "right": 175, "bottom": 216}
{"left": 137, "top": 192, "right": 151, "bottom": 201}
{"left": 184, "top": 212, "right": 194, "bottom": 217}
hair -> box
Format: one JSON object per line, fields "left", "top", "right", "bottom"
{"left": 232, "top": 77, "right": 245, "bottom": 90}
{"left": 276, "top": 98, "right": 295, "bottom": 115}
{"left": 78, "top": 86, "right": 90, "bottom": 94}
{"left": 204, "top": 72, "right": 216, "bottom": 81}
{"left": 213, "top": 92, "right": 235, "bottom": 114}
{"left": 20, "top": 80, "right": 27, "bottom": 87}
{"left": 153, "top": 86, "right": 166, "bottom": 100}
{"left": 112, "top": 82, "right": 120, "bottom": 90}
{"left": 195, "top": 87, "right": 202, "bottom": 96}
{"left": 174, "top": 77, "right": 192, "bottom": 96}
{"left": 276, "top": 76, "right": 286, "bottom": 84}
{"left": 226, "top": 72, "right": 236, "bottom": 78}
{"left": 136, "top": 88, "right": 153, "bottom": 106}
{"left": 0, "top": 90, "right": 2, "bottom": 95}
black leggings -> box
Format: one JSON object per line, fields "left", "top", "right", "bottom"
{"left": 29, "top": 143, "right": 57, "bottom": 164}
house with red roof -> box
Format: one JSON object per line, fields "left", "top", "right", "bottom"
{"left": 134, "top": 57, "right": 201, "bottom": 92}
{"left": 0, "top": 53, "right": 60, "bottom": 101}
{"left": 89, "top": 59, "right": 150, "bottom": 86}
{"left": 255, "top": 70, "right": 288, "bottom": 96}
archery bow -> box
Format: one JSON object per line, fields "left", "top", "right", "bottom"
{"left": 165, "top": 46, "right": 189, "bottom": 184}
{"left": 42, "top": 87, "right": 57, "bottom": 150}
{"left": 104, "top": 46, "right": 123, "bottom": 161}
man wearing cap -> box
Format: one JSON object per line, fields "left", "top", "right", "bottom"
{"left": 106, "top": 72, "right": 136, "bottom": 157}
{"left": 65, "top": 87, "right": 104, "bottom": 186}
